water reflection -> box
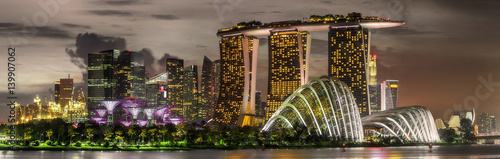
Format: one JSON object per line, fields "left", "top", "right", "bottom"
{"left": 2, "top": 145, "right": 500, "bottom": 159}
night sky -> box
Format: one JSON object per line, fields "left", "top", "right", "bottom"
{"left": 1, "top": 0, "right": 500, "bottom": 127}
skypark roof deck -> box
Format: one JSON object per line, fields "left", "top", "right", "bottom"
{"left": 217, "top": 13, "right": 404, "bottom": 37}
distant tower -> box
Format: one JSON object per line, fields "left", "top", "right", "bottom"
{"left": 200, "top": 56, "right": 221, "bottom": 118}
{"left": 183, "top": 65, "right": 199, "bottom": 121}
{"left": 328, "top": 25, "right": 371, "bottom": 117}
{"left": 266, "top": 30, "right": 310, "bottom": 120}
{"left": 166, "top": 58, "right": 184, "bottom": 118}
{"left": 214, "top": 34, "right": 259, "bottom": 126}
{"left": 369, "top": 55, "right": 377, "bottom": 85}
{"left": 381, "top": 80, "right": 399, "bottom": 110}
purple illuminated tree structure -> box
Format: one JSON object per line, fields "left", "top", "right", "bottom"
{"left": 154, "top": 123, "right": 166, "bottom": 126}
{"left": 137, "top": 120, "right": 148, "bottom": 127}
{"left": 143, "top": 107, "right": 157, "bottom": 120}
{"left": 99, "top": 100, "right": 121, "bottom": 125}
{"left": 92, "top": 108, "right": 108, "bottom": 118}
{"left": 90, "top": 117, "right": 105, "bottom": 123}
{"left": 96, "top": 120, "right": 107, "bottom": 125}
{"left": 120, "top": 99, "right": 147, "bottom": 108}
{"left": 125, "top": 107, "right": 143, "bottom": 120}
{"left": 118, "top": 120, "right": 133, "bottom": 127}
{"left": 99, "top": 100, "right": 121, "bottom": 114}
{"left": 167, "top": 118, "right": 184, "bottom": 125}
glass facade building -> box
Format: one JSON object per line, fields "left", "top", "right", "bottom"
{"left": 362, "top": 106, "right": 441, "bottom": 143}
{"left": 183, "top": 65, "right": 199, "bottom": 121}
{"left": 166, "top": 58, "right": 184, "bottom": 118}
{"left": 200, "top": 56, "right": 221, "bottom": 118}
{"left": 262, "top": 76, "right": 365, "bottom": 142}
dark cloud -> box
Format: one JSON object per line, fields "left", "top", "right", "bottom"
{"left": 89, "top": 10, "right": 132, "bottom": 16}
{"left": 271, "top": 11, "right": 281, "bottom": 13}
{"left": 195, "top": 44, "right": 208, "bottom": 49}
{"left": 65, "top": 33, "right": 127, "bottom": 84}
{"left": 376, "top": 26, "right": 436, "bottom": 35}
{"left": 61, "top": 23, "right": 91, "bottom": 29}
{"left": 151, "top": 14, "right": 180, "bottom": 20}
{"left": 157, "top": 53, "right": 179, "bottom": 69}
{"left": 0, "top": 23, "right": 72, "bottom": 39}
{"left": 99, "top": 0, "right": 141, "bottom": 5}
{"left": 250, "top": 11, "right": 266, "bottom": 14}
{"left": 138, "top": 48, "right": 158, "bottom": 74}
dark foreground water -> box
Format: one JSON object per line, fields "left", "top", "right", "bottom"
{"left": 2, "top": 145, "right": 500, "bottom": 159}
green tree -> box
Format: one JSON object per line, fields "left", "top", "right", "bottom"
{"left": 440, "top": 129, "right": 457, "bottom": 143}
{"left": 460, "top": 118, "right": 475, "bottom": 143}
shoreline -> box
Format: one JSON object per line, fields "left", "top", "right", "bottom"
{"left": 0, "top": 143, "right": 478, "bottom": 151}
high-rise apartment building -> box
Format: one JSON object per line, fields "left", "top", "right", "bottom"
{"left": 87, "top": 49, "right": 120, "bottom": 109}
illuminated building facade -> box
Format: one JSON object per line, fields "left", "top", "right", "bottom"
{"left": 381, "top": 80, "right": 399, "bottom": 110}
{"left": 262, "top": 76, "right": 365, "bottom": 142}
{"left": 362, "top": 106, "right": 441, "bottom": 143}
{"left": 115, "top": 50, "right": 146, "bottom": 99}
{"left": 369, "top": 55, "right": 377, "bottom": 85}
{"left": 87, "top": 49, "right": 120, "bottom": 109}
{"left": 328, "top": 25, "right": 370, "bottom": 117}
{"left": 200, "top": 56, "right": 221, "bottom": 118}
{"left": 166, "top": 58, "right": 184, "bottom": 118}
{"left": 214, "top": 34, "right": 259, "bottom": 126}
{"left": 478, "top": 113, "right": 496, "bottom": 133}
{"left": 266, "top": 30, "right": 310, "bottom": 120}
{"left": 58, "top": 76, "right": 74, "bottom": 109}
{"left": 145, "top": 72, "right": 168, "bottom": 106}
{"left": 369, "top": 84, "right": 381, "bottom": 113}
{"left": 183, "top": 65, "right": 199, "bottom": 121}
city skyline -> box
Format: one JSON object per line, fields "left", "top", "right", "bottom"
{"left": 1, "top": 0, "right": 500, "bottom": 126}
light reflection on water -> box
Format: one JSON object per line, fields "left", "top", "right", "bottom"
{"left": 2, "top": 145, "right": 500, "bottom": 159}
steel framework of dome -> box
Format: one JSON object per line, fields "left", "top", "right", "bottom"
{"left": 262, "top": 76, "right": 364, "bottom": 142}
{"left": 362, "top": 106, "right": 440, "bottom": 143}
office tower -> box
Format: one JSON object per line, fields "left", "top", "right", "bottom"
{"left": 369, "top": 54, "right": 377, "bottom": 85}
{"left": 166, "top": 58, "right": 184, "bottom": 118}
{"left": 381, "top": 80, "right": 399, "bottom": 110}
{"left": 87, "top": 49, "right": 120, "bottom": 109}
{"left": 266, "top": 30, "right": 310, "bottom": 120}
{"left": 478, "top": 113, "right": 492, "bottom": 133}
{"left": 214, "top": 34, "right": 259, "bottom": 126}
{"left": 328, "top": 25, "right": 371, "bottom": 117}
{"left": 200, "top": 56, "right": 221, "bottom": 118}
{"left": 115, "top": 50, "right": 146, "bottom": 99}
{"left": 54, "top": 82, "right": 60, "bottom": 104}
{"left": 58, "top": 75, "right": 74, "bottom": 109}
{"left": 146, "top": 72, "right": 168, "bottom": 106}
{"left": 183, "top": 65, "right": 199, "bottom": 121}
{"left": 369, "top": 84, "right": 381, "bottom": 113}
{"left": 491, "top": 116, "right": 496, "bottom": 132}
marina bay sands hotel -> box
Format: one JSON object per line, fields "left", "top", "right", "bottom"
{"left": 213, "top": 12, "right": 404, "bottom": 126}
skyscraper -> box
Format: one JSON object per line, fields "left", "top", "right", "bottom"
{"left": 200, "top": 56, "right": 221, "bottom": 118}
{"left": 266, "top": 30, "right": 310, "bottom": 120}
{"left": 183, "top": 65, "right": 199, "bottom": 121}
{"left": 369, "top": 55, "right": 377, "bottom": 85}
{"left": 59, "top": 75, "right": 73, "bottom": 109}
{"left": 166, "top": 58, "right": 184, "bottom": 118}
{"left": 145, "top": 72, "right": 168, "bottom": 106}
{"left": 115, "top": 50, "right": 146, "bottom": 99}
{"left": 87, "top": 49, "right": 120, "bottom": 109}
{"left": 369, "top": 84, "right": 381, "bottom": 113}
{"left": 381, "top": 80, "right": 399, "bottom": 110}
{"left": 478, "top": 113, "right": 492, "bottom": 133}
{"left": 328, "top": 25, "right": 371, "bottom": 117}
{"left": 214, "top": 34, "right": 259, "bottom": 126}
